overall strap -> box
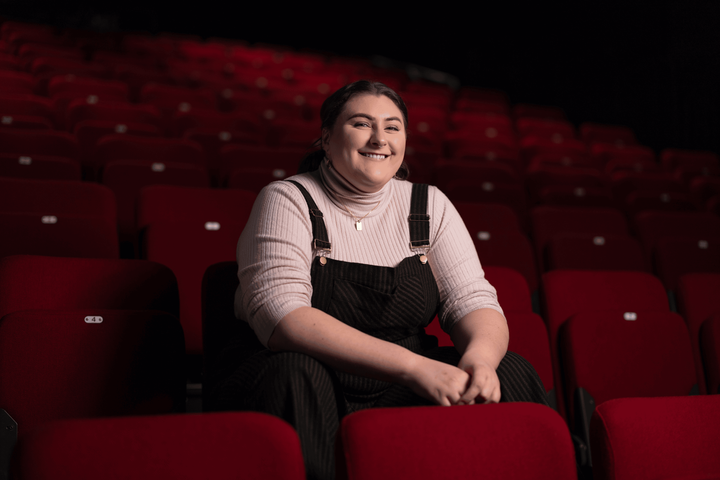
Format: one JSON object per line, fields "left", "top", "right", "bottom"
{"left": 287, "top": 180, "right": 332, "bottom": 252}
{"left": 409, "top": 183, "right": 430, "bottom": 249}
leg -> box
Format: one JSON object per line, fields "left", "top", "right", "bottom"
{"left": 497, "top": 351, "right": 549, "bottom": 405}
{"left": 212, "top": 350, "right": 342, "bottom": 480}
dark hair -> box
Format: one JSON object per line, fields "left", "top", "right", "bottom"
{"left": 298, "top": 80, "right": 410, "bottom": 180}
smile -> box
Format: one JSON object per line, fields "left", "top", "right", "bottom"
{"left": 360, "top": 152, "right": 389, "bottom": 159}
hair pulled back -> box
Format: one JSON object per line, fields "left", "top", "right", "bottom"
{"left": 298, "top": 80, "right": 410, "bottom": 180}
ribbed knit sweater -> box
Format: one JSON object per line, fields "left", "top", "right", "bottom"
{"left": 235, "top": 159, "right": 503, "bottom": 347}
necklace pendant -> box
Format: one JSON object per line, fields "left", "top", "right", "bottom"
{"left": 355, "top": 221, "right": 362, "bottom": 231}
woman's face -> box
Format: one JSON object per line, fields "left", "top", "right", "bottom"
{"left": 322, "top": 93, "right": 406, "bottom": 193}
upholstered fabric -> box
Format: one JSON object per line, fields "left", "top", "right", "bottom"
{"left": 591, "top": 396, "right": 720, "bottom": 480}
{"left": 17, "top": 412, "right": 305, "bottom": 480}
{"left": 337, "top": 403, "right": 576, "bottom": 480}
{"left": 0, "top": 254, "right": 179, "bottom": 319}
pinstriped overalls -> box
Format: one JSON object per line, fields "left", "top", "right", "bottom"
{"left": 214, "top": 181, "right": 548, "bottom": 480}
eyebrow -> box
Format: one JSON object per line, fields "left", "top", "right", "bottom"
{"left": 348, "top": 113, "right": 403, "bottom": 124}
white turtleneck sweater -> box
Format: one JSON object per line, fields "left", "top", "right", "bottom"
{"left": 235, "top": 159, "right": 503, "bottom": 348}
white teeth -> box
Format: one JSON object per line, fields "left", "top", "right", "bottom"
{"left": 361, "top": 153, "right": 387, "bottom": 159}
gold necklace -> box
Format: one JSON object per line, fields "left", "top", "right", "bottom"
{"left": 337, "top": 197, "right": 381, "bottom": 231}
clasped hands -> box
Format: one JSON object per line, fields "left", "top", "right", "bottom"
{"left": 405, "top": 349, "right": 501, "bottom": 407}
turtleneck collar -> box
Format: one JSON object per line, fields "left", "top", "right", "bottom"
{"left": 318, "top": 157, "right": 394, "bottom": 218}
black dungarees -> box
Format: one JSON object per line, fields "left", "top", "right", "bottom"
{"left": 213, "top": 181, "right": 548, "bottom": 480}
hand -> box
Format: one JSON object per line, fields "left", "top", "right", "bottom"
{"left": 456, "top": 349, "right": 501, "bottom": 405}
{"left": 403, "top": 355, "right": 471, "bottom": 406}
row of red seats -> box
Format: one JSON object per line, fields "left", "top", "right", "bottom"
{"left": 3, "top": 119, "right": 718, "bottom": 198}
{"left": 3, "top": 177, "right": 720, "bottom": 355}
{"left": 10, "top": 397, "right": 720, "bottom": 480}
{"left": 2, "top": 255, "right": 719, "bottom": 477}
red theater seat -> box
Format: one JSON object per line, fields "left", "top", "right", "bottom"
{"left": 454, "top": 202, "right": 522, "bottom": 232}
{"left": 434, "top": 159, "right": 519, "bottom": 192}
{"left": 0, "top": 129, "right": 80, "bottom": 160}
{"left": 218, "top": 144, "right": 303, "bottom": 187}
{"left": 531, "top": 206, "right": 629, "bottom": 272}
{"left": 102, "top": 161, "right": 210, "bottom": 254}
{"left": 561, "top": 310, "right": 697, "bottom": 456}
{"left": 546, "top": 233, "right": 648, "bottom": 272}
{"left": 94, "top": 135, "right": 210, "bottom": 250}
{"left": 0, "top": 153, "right": 80, "bottom": 180}
{"left": 633, "top": 211, "right": 720, "bottom": 264}
{"left": 0, "top": 177, "right": 115, "bottom": 220}
{"left": 0, "top": 212, "right": 118, "bottom": 259}
{"left": 139, "top": 83, "right": 217, "bottom": 117}
{"left": 484, "top": 266, "right": 534, "bottom": 313}
{"left": 677, "top": 273, "right": 720, "bottom": 394}
{"left": 0, "top": 255, "right": 179, "bottom": 320}
{"left": 525, "top": 165, "right": 607, "bottom": 206}
{"left": 542, "top": 270, "right": 669, "bottom": 419}
{"left": 337, "top": 403, "right": 575, "bottom": 480}
{"left": 74, "top": 119, "right": 161, "bottom": 175}
{"left": 0, "top": 93, "right": 55, "bottom": 126}
{"left": 93, "top": 135, "right": 205, "bottom": 171}
{"left": 65, "top": 99, "right": 163, "bottom": 133}
{"left": 506, "top": 311, "right": 554, "bottom": 401}
{"left": 0, "top": 70, "right": 35, "bottom": 95}
{"left": 535, "top": 185, "right": 615, "bottom": 209}
{"left": 520, "top": 136, "right": 588, "bottom": 169}
{"left": 655, "top": 236, "right": 720, "bottom": 292}
{"left": 0, "top": 309, "right": 185, "bottom": 444}
{"left": 468, "top": 229, "right": 538, "bottom": 292}
{"left": 0, "top": 128, "right": 82, "bottom": 179}
{"left": 591, "top": 396, "right": 720, "bottom": 480}
{"left": 442, "top": 181, "right": 529, "bottom": 229}
{"left": 16, "top": 412, "right": 305, "bottom": 480}
{"left": 137, "top": 186, "right": 256, "bottom": 355}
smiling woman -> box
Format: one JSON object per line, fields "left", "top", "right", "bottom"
{"left": 322, "top": 94, "right": 406, "bottom": 193}
{"left": 211, "top": 80, "right": 549, "bottom": 480}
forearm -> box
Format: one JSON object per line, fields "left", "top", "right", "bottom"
{"left": 449, "top": 308, "right": 509, "bottom": 369}
{"left": 267, "top": 306, "right": 421, "bottom": 386}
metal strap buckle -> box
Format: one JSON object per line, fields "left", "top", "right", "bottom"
{"left": 313, "top": 239, "right": 332, "bottom": 252}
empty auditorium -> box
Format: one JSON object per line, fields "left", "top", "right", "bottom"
{"left": 1, "top": 2, "right": 719, "bottom": 479}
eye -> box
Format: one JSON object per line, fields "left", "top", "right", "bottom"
{"left": 386, "top": 125, "right": 401, "bottom": 132}
{"left": 353, "top": 121, "right": 370, "bottom": 128}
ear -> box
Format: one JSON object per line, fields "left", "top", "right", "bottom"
{"left": 321, "top": 128, "right": 330, "bottom": 150}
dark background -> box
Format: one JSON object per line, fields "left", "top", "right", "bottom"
{"left": 2, "top": 0, "right": 719, "bottom": 155}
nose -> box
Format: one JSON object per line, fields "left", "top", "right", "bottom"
{"left": 371, "top": 128, "right": 387, "bottom": 147}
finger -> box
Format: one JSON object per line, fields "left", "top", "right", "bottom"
{"left": 491, "top": 385, "right": 501, "bottom": 403}
{"left": 459, "top": 378, "right": 483, "bottom": 404}
{"left": 481, "top": 385, "right": 501, "bottom": 404}
{"left": 436, "top": 390, "right": 452, "bottom": 407}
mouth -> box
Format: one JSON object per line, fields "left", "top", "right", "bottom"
{"left": 359, "top": 152, "right": 390, "bottom": 159}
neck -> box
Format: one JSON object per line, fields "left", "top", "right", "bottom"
{"left": 319, "top": 157, "right": 392, "bottom": 216}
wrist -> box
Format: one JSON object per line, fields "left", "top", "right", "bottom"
{"left": 397, "top": 349, "right": 424, "bottom": 387}
{"left": 460, "top": 346, "right": 503, "bottom": 370}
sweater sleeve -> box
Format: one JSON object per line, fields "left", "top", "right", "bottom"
{"left": 426, "top": 186, "right": 504, "bottom": 334}
{"left": 234, "top": 180, "right": 315, "bottom": 347}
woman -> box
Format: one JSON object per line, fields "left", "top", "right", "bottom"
{"left": 213, "top": 80, "right": 548, "bottom": 480}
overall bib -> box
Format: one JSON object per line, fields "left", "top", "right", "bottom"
{"left": 213, "top": 182, "right": 548, "bottom": 480}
